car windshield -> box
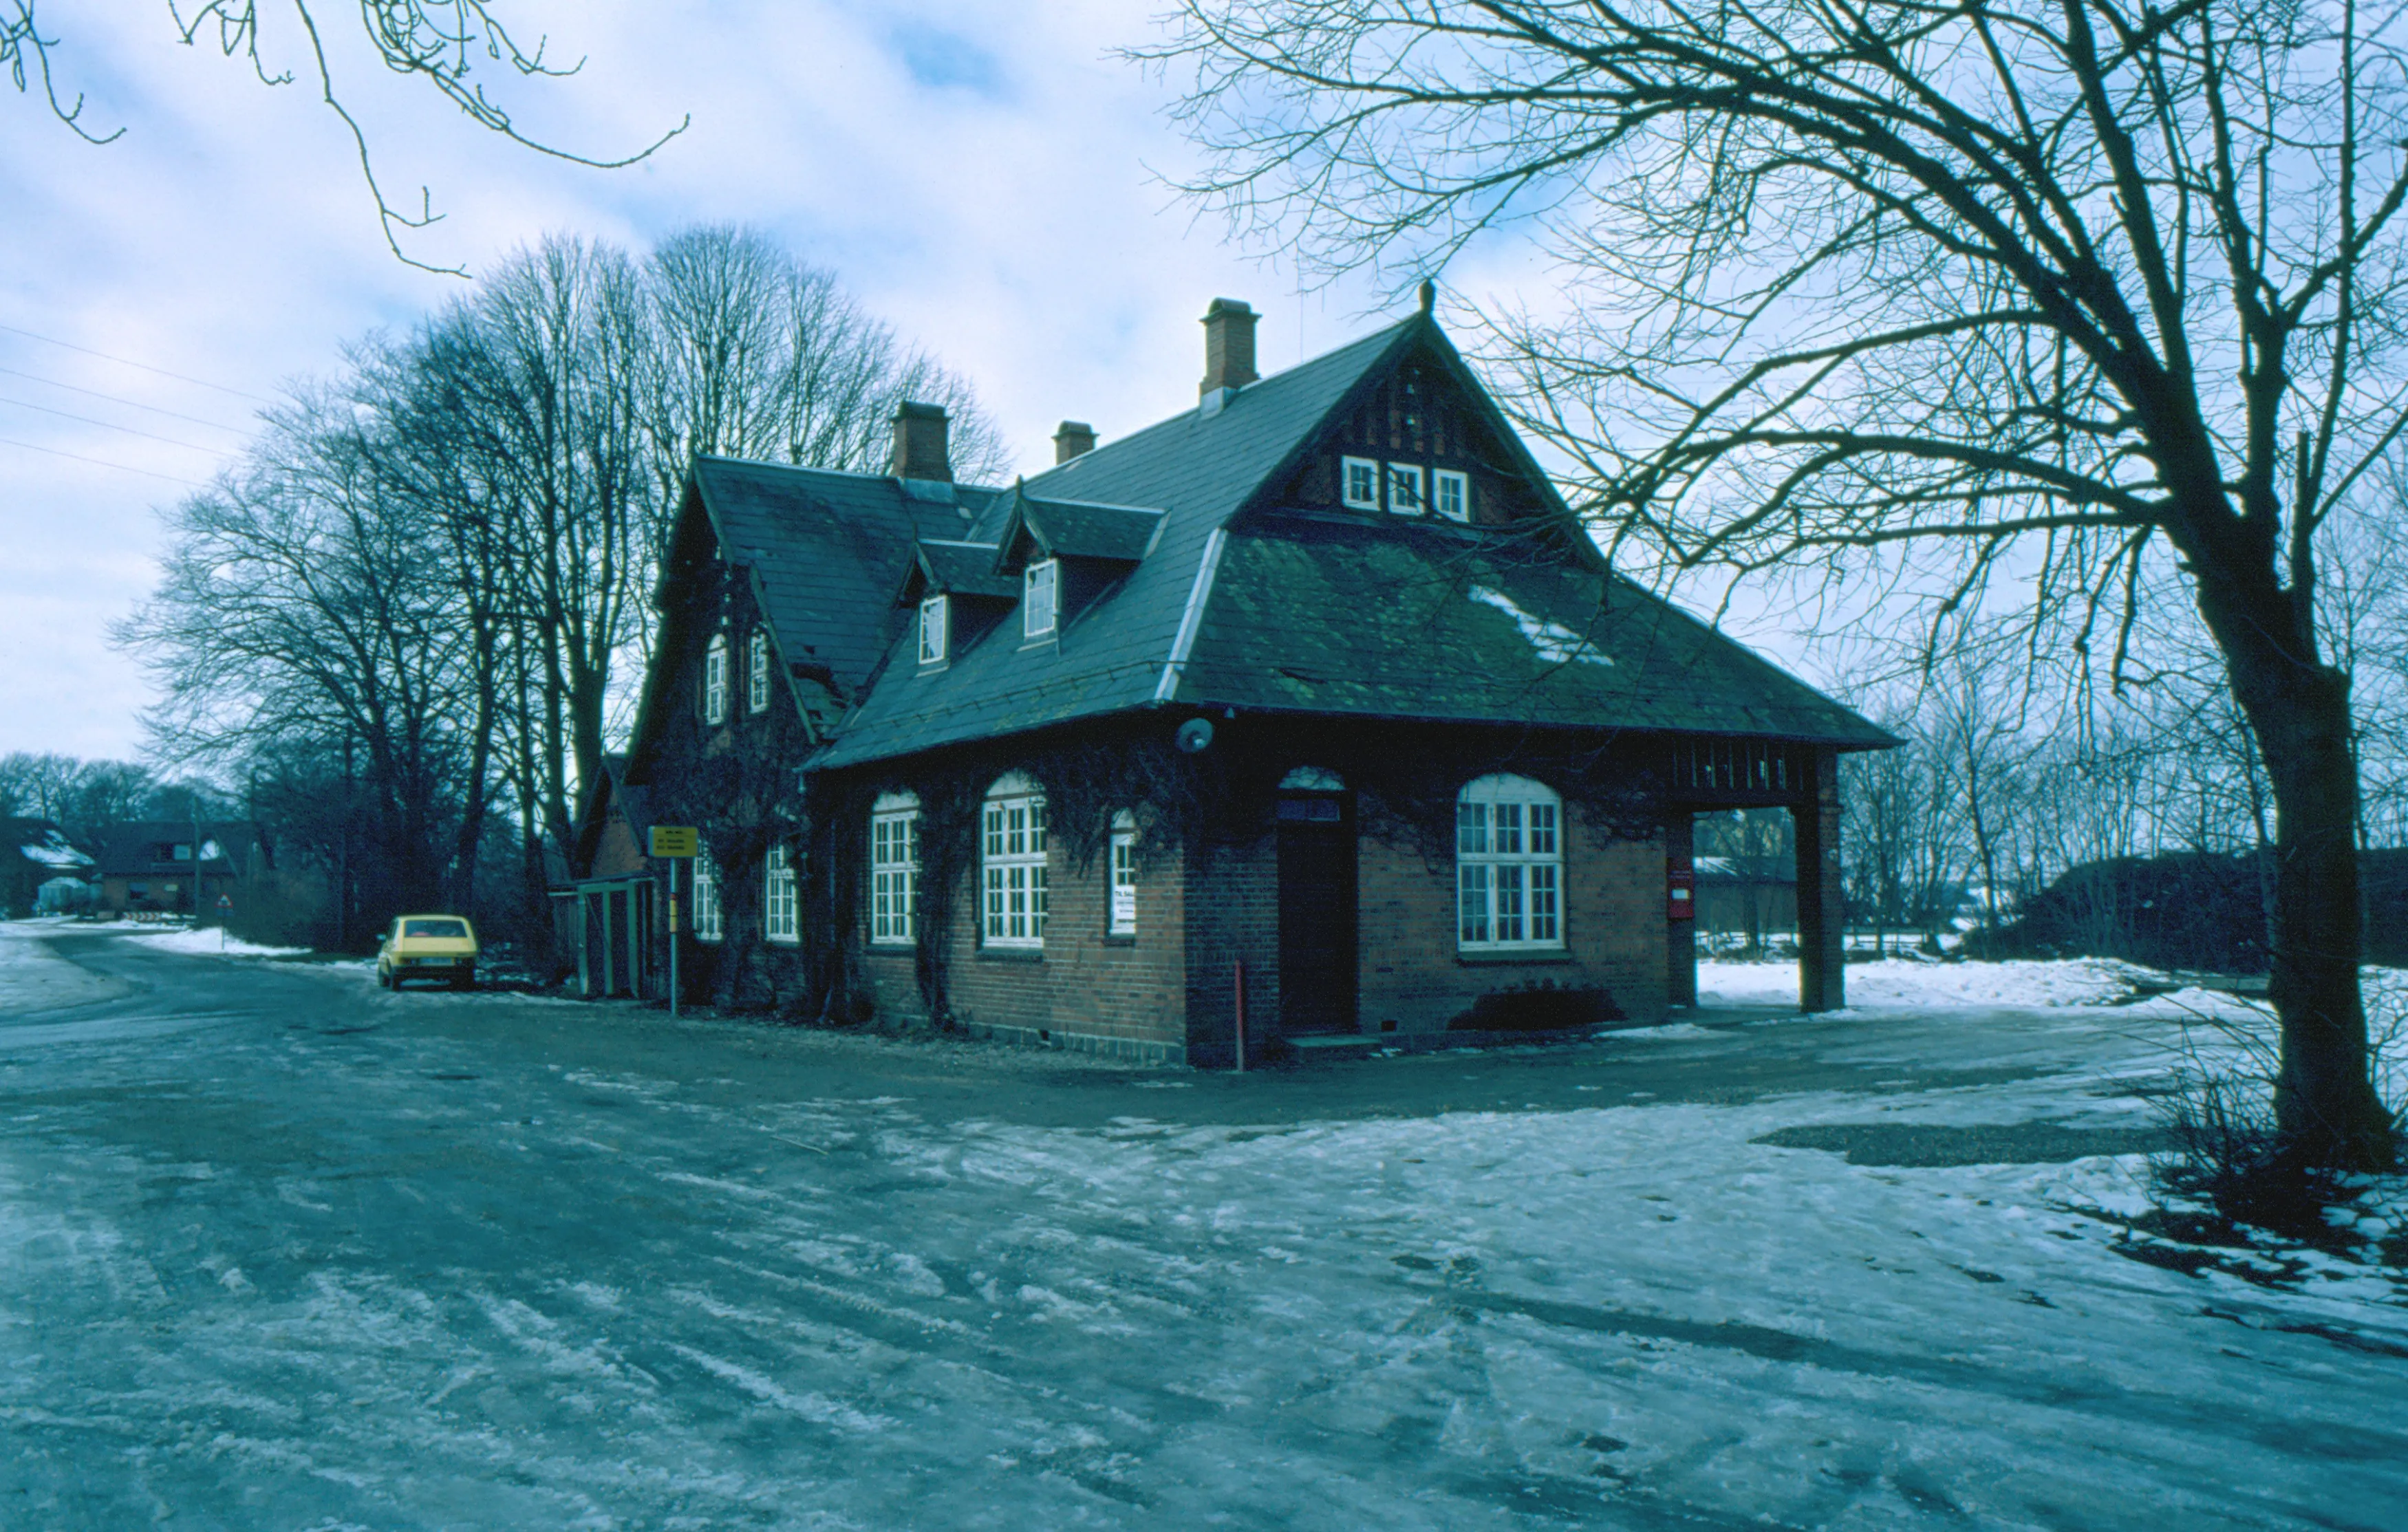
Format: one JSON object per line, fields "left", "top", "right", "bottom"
{"left": 402, "top": 918, "right": 470, "bottom": 940}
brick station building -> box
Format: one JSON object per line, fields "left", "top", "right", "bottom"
{"left": 572, "top": 294, "right": 1891, "bottom": 1062}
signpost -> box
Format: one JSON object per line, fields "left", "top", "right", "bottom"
{"left": 649, "top": 827, "right": 699, "bottom": 1018}
{"left": 215, "top": 893, "right": 233, "bottom": 953}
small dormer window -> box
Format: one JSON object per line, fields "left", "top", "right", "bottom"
{"left": 1434, "top": 469, "right": 1470, "bottom": 523}
{"left": 746, "top": 632, "right": 771, "bottom": 713}
{"left": 1024, "top": 559, "right": 1059, "bottom": 639}
{"left": 1385, "top": 463, "right": 1425, "bottom": 515}
{"left": 1341, "top": 456, "right": 1380, "bottom": 510}
{"left": 919, "top": 595, "right": 949, "bottom": 667}
{"left": 702, "top": 633, "right": 730, "bottom": 724}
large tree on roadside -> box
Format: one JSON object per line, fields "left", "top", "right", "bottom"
{"left": 1148, "top": 0, "right": 2402, "bottom": 1167}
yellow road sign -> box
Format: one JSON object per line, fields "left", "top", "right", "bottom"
{"left": 649, "top": 826, "right": 699, "bottom": 859}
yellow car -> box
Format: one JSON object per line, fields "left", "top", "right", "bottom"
{"left": 377, "top": 914, "right": 480, "bottom": 990}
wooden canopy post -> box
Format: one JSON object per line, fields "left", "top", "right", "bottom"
{"left": 1794, "top": 745, "right": 1847, "bottom": 1012}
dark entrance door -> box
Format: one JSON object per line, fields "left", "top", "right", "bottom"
{"left": 1277, "top": 792, "right": 1357, "bottom": 1035}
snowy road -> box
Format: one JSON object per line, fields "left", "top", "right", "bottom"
{"left": 1, "top": 925, "right": 2402, "bottom": 1530}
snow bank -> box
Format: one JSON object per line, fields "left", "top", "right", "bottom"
{"left": 1699, "top": 956, "right": 2163, "bottom": 1010}
{"left": 121, "top": 926, "right": 312, "bottom": 960}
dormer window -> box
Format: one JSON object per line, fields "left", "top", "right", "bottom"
{"left": 1434, "top": 469, "right": 1470, "bottom": 523}
{"left": 702, "top": 633, "right": 729, "bottom": 724}
{"left": 746, "top": 632, "right": 771, "bottom": 713}
{"left": 1023, "top": 559, "right": 1059, "bottom": 639}
{"left": 1385, "top": 463, "right": 1425, "bottom": 515}
{"left": 1341, "top": 456, "right": 1380, "bottom": 510}
{"left": 918, "top": 595, "right": 949, "bottom": 667}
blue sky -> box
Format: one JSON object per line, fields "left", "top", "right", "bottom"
{"left": 0, "top": 1, "right": 1706, "bottom": 763}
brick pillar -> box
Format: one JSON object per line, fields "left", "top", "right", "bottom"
{"left": 1794, "top": 744, "right": 1846, "bottom": 1012}
{"left": 1665, "top": 812, "right": 1696, "bottom": 1007}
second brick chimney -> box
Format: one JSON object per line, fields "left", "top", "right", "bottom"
{"left": 1199, "top": 298, "right": 1260, "bottom": 400}
{"left": 1053, "top": 420, "right": 1097, "bottom": 464}
{"left": 891, "top": 400, "right": 952, "bottom": 482}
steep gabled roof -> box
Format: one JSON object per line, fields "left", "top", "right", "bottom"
{"left": 907, "top": 539, "right": 1017, "bottom": 601}
{"left": 813, "top": 310, "right": 1884, "bottom": 768}
{"left": 686, "top": 457, "right": 1004, "bottom": 701}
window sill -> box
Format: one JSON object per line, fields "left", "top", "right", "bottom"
{"left": 1102, "top": 933, "right": 1137, "bottom": 947}
{"left": 766, "top": 935, "right": 801, "bottom": 947}
{"left": 977, "top": 947, "right": 1045, "bottom": 963}
{"left": 1456, "top": 949, "right": 1573, "bottom": 966}
{"left": 866, "top": 941, "right": 916, "bottom": 956}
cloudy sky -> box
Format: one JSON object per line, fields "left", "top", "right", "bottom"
{"left": 0, "top": 1, "right": 1658, "bottom": 764}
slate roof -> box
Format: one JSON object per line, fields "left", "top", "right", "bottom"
{"left": 912, "top": 540, "right": 1018, "bottom": 601}
{"left": 1000, "top": 490, "right": 1167, "bottom": 563}
{"left": 687, "top": 457, "right": 1004, "bottom": 702}
{"left": 807, "top": 312, "right": 1886, "bottom": 769}
{"left": 6, "top": 819, "right": 92, "bottom": 875}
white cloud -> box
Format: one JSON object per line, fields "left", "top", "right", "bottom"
{"left": 0, "top": 1, "right": 1554, "bottom": 759}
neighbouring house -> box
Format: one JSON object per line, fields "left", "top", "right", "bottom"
{"left": 1695, "top": 854, "right": 1798, "bottom": 951}
{"left": 3, "top": 819, "right": 94, "bottom": 918}
{"left": 92, "top": 821, "right": 271, "bottom": 920}
{"left": 570, "top": 293, "right": 1893, "bottom": 1061}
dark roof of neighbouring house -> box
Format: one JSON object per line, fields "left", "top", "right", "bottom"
{"left": 89, "top": 821, "right": 259, "bottom": 878}
{"left": 6, "top": 819, "right": 92, "bottom": 877}
{"left": 808, "top": 312, "right": 1889, "bottom": 768}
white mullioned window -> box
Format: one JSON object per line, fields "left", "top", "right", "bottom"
{"left": 747, "top": 632, "right": 771, "bottom": 714}
{"left": 693, "top": 841, "right": 725, "bottom": 944}
{"left": 982, "top": 773, "right": 1049, "bottom": 949}
{"left": 918, "top": 595, "right": 949, "bottom": 667}
{"left": 1023, "top": 559, "right": 1059, "bottom": 639}
{"left": 870, "top": 790, "right": 921, "bottom": 945}
{"left": 1340, "top": 455, "right": 1381, "bottom": 510}
{"left": 764, "top": 843, "right": 799, "bottom": 944}
{"left": 1456, "top": 774, "right": 1564, "bottom": 951}
{"left": 1108, "top": 810, "right": 1138, "bottom": 936}
{"left": 702, "top": 633, "right": 730, "bottom": 724}
{"left": 1434, "top": 469, "right": 1470, "bottom": 523}
{"left": 1385, "top": 462, "right": 1426, "bottom": 515}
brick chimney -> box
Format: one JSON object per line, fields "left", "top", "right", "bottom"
{"left": 891, "top": 400, "right": 952, "bottom": 482}
{"left": 1199, "top": 298, "right": 1259, "bottom": 399}
{"left": 1053, "top": 420, "right": 1097, "bottom": 464}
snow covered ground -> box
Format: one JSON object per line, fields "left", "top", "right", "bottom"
{"left": 1699, "top": 954, "right": 2171, "bottom": 1009}
{"left": 116, "top": 923, "right": 313, "bottom": 959}
{"left": 1, "top": 929, "right": 2403, "bottom": 1526}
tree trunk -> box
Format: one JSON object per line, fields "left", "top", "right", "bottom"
{"left": 2215, "top": 620, "right": 2396, "bottom": 1169}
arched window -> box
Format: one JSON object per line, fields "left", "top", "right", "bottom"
{"left": 702, "top": 633, "right": 730, "bottom": 724}
{"left": 870, "top": 790, "right": 921, "bottom": 946}
{"left": 982, "top": 773, "right": 1048, "bottom": 949}
{"left": 1457, "top": 774, "right": 1562, "bottom": 951}
{"left": 764, "top": 843, "right": 799, "bottom": 944}
{"left": 746, "top": 632, "right": 771, "bottom": 714}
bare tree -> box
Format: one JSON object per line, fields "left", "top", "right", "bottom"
{"left": 3, "top": 1, "right": 683, "bottom": 269}
{"left": 1149, "top": 0, "right": 2403, "bottom": 1169}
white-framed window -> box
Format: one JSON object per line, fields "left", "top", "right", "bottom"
{"left": 981, "top": 773, "right": 1048, "bottom": 949}
{"left": 1108, "top": 809, "right": 1138, "bottom": 936}
{"left": 1023, "top": 559, "right": 1058, "bottom": 639}
{"left": 764, "top": 843, "right": 799, "bottom": 944}
{"left": 870, "top": 790, "right": 921, "bottom": 946}
{"left": 702, "top": 633, "right": 729, "bottom": 724}
{"left": 1434, "top": 468, "right": 1470, "bottom": 523}
{"left": 1340, "top": 455, "right": 1381, "bottom": 510}
{"left": 747, "top": 632, "right": 771, "bottom": 714}
{"left": 918, "top": 594, "right": 949, "bottom": 667}
{"left": 692, "top": 841, "right": 725, "bottom": 944}
{"left": 1456, "top": 774, "right": 1563, "bottom": 951}
{"left": 1385, "top": 462, "right": 1426, "bottom": 515}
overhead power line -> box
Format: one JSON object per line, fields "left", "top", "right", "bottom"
{"left": 0, "top": 435, "right": 212, "bottom": 489}
{"left": 0, "top": 395, "right": 236, "bottom": 456}
{"left": 0, "top": 364, "right": 254, "bottom": 436}
{"left": 0, "top": 321, "right": 275, "bottom": 405}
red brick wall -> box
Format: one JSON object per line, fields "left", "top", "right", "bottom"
{"left": 1355, "top": 806, "right": 1666, "bottom": 1033}
{"left": 1180, "top": 831, "right": 1281, "bottom": 1068}
{"left": 860, "top": 823, "right": 1191, "bottom": 1062}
